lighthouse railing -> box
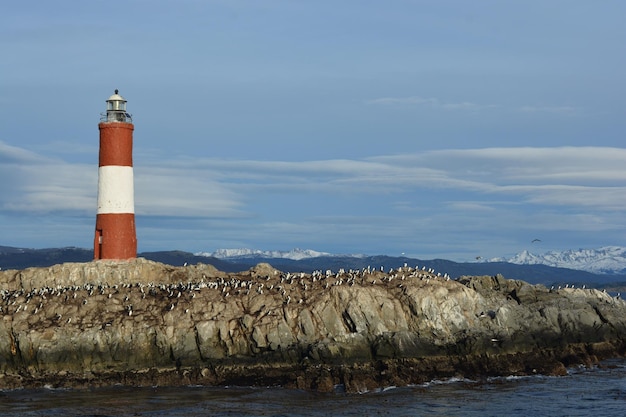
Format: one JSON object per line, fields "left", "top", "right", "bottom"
{"left": 100, "top": 112, "right": 133, "bottom": 123}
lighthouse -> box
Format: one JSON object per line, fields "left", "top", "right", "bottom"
{"left": 93, "top": 90, "right": 137, "bottom": 260}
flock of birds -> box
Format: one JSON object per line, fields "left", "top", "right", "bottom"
{"left": 1, "top": 262, "right": 622, "bottom": 328}
{"left": 0, "top": 264, "right": 452, "bottom": 326}
{"left": 549, "top": 283, "right": 621, "bottom": 300}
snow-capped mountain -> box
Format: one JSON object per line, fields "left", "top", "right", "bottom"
{"left": 195, "top": 248, "right": 334, "bottom": 261}
{"left": 488, "top": 246, "right": 626, "bottom": 275}
{"left": 195, "top": 246, "right": 626, "bottom": 275}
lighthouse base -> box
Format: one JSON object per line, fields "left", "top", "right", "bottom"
{"left": 94, "top": 213, "right": 137, "bottom": 260}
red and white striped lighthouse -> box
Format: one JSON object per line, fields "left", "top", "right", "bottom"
{"left": 93, "top": 90, "right": 137, "bottom": 260}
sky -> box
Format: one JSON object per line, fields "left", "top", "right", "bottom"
{"left": 1, "top": 0, "right": 625, "bottom": 262}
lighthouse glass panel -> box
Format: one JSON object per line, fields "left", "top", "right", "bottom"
{"left": 107, "top": 101, "right": 126, "bottom": 111}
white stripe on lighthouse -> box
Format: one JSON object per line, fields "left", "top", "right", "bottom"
{"left": 97, "top": 165, "right": 135, "bottom": 214}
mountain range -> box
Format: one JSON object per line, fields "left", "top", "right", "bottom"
{"left": 487, "top": 246, "right": 626, "bottom": 275}
{"left": 201, "top": 246, "right": 626, "bottom": 275}
{"left": 197, "top": 248, "right": 337, "bottom": 261}
{"left": 2, "top": 245, "right": 626, "bottom": 288}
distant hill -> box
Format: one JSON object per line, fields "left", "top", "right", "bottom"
{"left": 0, "top": 246, "right": 241, "bottom": 274}
{"left": 137, "top": 251, "right": 239, "bottom": 273}
{"left": 2, "top": 245, "right": 626, "bottom": 288}
{"left": 0, "top": 246, "right": 93, "bottom": 269}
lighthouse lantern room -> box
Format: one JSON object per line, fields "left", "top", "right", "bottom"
{"left": 102, "top": 89, "right": 132, "bottom": 123}
{"left": 94, "top": 90, "right": 137, "bottom": 260}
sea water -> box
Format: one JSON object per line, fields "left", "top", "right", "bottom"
{"left": 1, "top": 359, "right": 625, "bottom": 416}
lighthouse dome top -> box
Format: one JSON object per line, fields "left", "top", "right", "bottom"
{"left": 106, "top": 89, "right": 126, "bottom": 103}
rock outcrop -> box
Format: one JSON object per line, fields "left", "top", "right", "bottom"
{"left": 1, "top": 259, "right": 625, "bottom": 392}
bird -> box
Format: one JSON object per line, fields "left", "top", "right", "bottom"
{"left": 531, "top": 239, "right": 541, "bottom": 243}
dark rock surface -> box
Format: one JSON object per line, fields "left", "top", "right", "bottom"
{"left": 1, "top": 259, "right": 625, "bottom": 392}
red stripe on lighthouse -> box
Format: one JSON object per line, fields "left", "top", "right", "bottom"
{"left": 94, "top": 213, "right": 136, "bottom": 259}
{"left": 98, "top": 123, "right": 134, "bottom": 166}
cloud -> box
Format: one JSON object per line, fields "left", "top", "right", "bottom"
{"left": 374, "top": 146, "right": 626, "bottom": 182}
{"left": 446, "top": 201, "right": 497, "bottom": 212}
{"left": 135, "top": 166, "right": 245, "bottom": 217}
{"left": 366, "top": 97, "right": 580, "bottom": 116}
{"left": 0, "top": 140, "right": 95, "bottom": 214}
{"left": 0, "top": 141, "right": 243, "bottom": 217}
{"left": 150, "top": 146, "right": 626, "bottom": 226}
{"left": 2, "top": 142, "right": 625, "bottom": 258}
{"left": 371, "top": 147, "right": 626, "bottom": 209}
{"left": 3, "top": 143, "right": 624, "bottom": 217}
{"left": 366, "top": 96, "right": 498, "bottom": 111}
{"left": 0, "top": 141, "right": 47, "bottom": 164}
{"left": 518, "top": 105, "right": 578, "bottom": 115}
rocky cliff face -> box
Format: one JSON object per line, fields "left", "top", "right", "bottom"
{"left": 1, "top": 258, "right": 625, "bottom": 392}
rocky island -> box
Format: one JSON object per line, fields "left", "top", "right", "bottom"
{"left": 1, "top": 258, "right": 625, "bottom": 392}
